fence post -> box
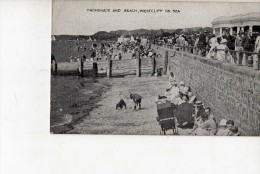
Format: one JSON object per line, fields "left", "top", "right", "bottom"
{"left": 151, "top": 55, "right": 156, "bottom": 76}
{"left": 253, "top": 53, "right": 260, "bottom": 70}
{"left": 93, "top": 62, "right": 98, "bottom": 77}
{"left": 78, "top": 58, "right": 83, "bottom": 77}
{"left": 237, "top": 51, "right": 242, "bottom": 65}
{"left": 107, "top": 55, "right": 112, "bottom": 78}
{"left": 224, "top": 49, "right": 228, "bottom": 62}
{"left": 163, "top": 50, "right": 168, "bottom": 75}
{"left": 214, "top": 47, "right": 217, "bottom": 60}
{"left": 231, "top": 52, "right": 236, "bottom": 64}
{"left": 51, "top": 60, "right": 57, "bottom": 75}
{"left": 242, "top": 53, "right": 247, "bottom": 66}
{"left": 136, "top": 51, "right": 141, "bottom": 77}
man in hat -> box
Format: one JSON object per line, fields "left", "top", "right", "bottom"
{"left": 254, "top": 32, "right": 260, "bottom": 53}
{"left": 242, "top": 30, "right": 252, "bottom": 52}
{"left": 235, "top": 30, "right": 244, "bottom": 62}
{"left": 198, "top": 31, "right": 207, "bottom": 56}
{"left": 193, "top": 101, "right": 205, "bottom": 118}
{"left": 223, "top": 29, "right": 235, "bottom": 50}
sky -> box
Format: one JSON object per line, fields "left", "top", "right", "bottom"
{"left": 52, "top": 0, "right": 260, "bottom": 35}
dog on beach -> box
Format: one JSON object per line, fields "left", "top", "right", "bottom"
{"left": 116, "top": 99, "right": 127, "bottom": 110}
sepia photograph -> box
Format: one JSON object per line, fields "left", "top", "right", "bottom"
{"left": 50, "top": 0, "right": 260, "bottom": 136}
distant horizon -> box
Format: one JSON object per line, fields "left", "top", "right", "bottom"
{"left": 52, "top": 26, "right": 213, "bottom": 36}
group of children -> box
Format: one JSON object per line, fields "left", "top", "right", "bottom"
{"left": 160, "top": 72, "right": 240, "bottom": 136}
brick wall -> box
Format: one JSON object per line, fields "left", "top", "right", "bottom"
{"left": 152, "top": 45, "right": 260, "bottom": 136}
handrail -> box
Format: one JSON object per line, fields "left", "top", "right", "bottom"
{"left": 153, "top": 44, "right": 260, "bottom": 70}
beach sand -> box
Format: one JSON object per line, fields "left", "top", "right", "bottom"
{"left": 60, "top": 75, "right": 190, "bottom": 135}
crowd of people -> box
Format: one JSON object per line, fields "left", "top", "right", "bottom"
{"left": 158, "top": 72, "right": 239, "bottom": 136}
{"left": 153, "top": 29, "right": 260, "bottom": 65}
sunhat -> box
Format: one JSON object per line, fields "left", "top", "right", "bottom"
{"left": 194, "top": 100, "right": 203, "bottom": 106}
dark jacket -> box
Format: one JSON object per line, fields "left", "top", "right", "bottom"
{"left": 242, "top": 35, "right": 251, "bottom": 51}
{"left": 130, "top": 94, "right": 142, "bottom": 103}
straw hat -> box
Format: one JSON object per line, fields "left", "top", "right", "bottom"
{"left": 194, "top": 100, "right": 203, "bottom": 106}
{"left": 219, "top": 119, "right": 227, "bottom": 126}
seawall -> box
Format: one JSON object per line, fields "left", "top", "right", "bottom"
{"left": 152, "top": 45, "right": 260, "bottom": 136}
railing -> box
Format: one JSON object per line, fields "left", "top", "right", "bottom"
{"left": 157, "top": 43, "right": 260, "bottom": 70}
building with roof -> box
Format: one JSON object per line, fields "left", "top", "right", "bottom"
{"left": 212, "top": 12, "right": 260, "bottom": 36}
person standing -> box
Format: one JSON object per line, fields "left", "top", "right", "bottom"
{"left": 242, "top": 30, "right": 253, "bottom": 66}
{"left": 216, "top": 39, "right": 230, "bottom": 61}
{"left": 235, "top": 30, "right": 244, "bottom": 63}
{"left": 254, "top": 32, "right": 260, "bottom": 53}
{"left": 242, "top": 30, "right": 252, "bottom": 52}
{"left": 198, "top": 31, "right": 207, "bottom": 56}
{"left": 223, "top": 30, "right": 235, "bottom": 50}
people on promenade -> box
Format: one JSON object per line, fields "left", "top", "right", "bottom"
{"left": 255, "top": 32, "right": 260, "bottom": 53}
{"left": 216, "top": 39, "right": 231, "bottom": 61}
{"left": 168, "top": 72, "right": 176, "bottom": 87}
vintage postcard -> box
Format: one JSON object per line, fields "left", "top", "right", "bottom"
{"left": 51, "top": 0, "right": 260, "bottom": 136}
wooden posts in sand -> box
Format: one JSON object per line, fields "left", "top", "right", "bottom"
{"left": 107, "top": 54, "right": 112, "bottom": 78}
{"left": 136, "top": 51, "right": 141, "bottom": 77}
{"left": 51, "top": 60, "right": 57, "bottom": 75}
{"left": 151, "top": 55, "right": 156, "bottom": 76}
{"left": 93, "top": 62, "right": 98, "bottom": 77}
{"left": 78, "top": 58, "right": 84, "bottom": 77}
{"left": 163, "top": 50, "right": 168, "bottom": 75}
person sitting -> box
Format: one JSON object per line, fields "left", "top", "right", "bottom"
{"left": 226, "top": 120, "right": 234, "bottom": 128}
{"left": 193, "top": 101, "right": 205, "bottom": 118}
{"left": 205, "top": 107, "right": 216, "bottom": 122}
{"left": 192, "top": 113, "right": 217, "bottom": 136}
{"left": 173, "top": 93, "right": 184, "bottom": 105}
{"left": 180, "top": 86, "right": 190, "bottom": 100}
{"left": 216, "top": 119, "right": 230, "bottom": 136}
{"left": 227, "top": 126, "right": 239, "bottom": 136}
{"left": 156, "top": 66, "right": 164, "bottom": 76}
{"left": 168, "top": 72, "right": 176, "bottom": 87}
{"left": 179, "top": 81, "right": 185, "bottom": 93}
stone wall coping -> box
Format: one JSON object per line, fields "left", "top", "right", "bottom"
{"left": 152, "top": 45, "right": 260, "bottom": 84}
{"left": 181, "top": 52, "right": 260, "bottom": 84}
